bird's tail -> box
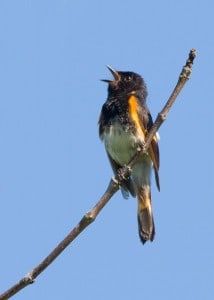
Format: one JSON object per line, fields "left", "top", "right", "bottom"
{"left": 137, "top": 187, "right": 155, "bottom": 244}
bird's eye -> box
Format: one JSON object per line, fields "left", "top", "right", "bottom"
{"left": 126, "top": 76, "right": 132, "bottom": 81}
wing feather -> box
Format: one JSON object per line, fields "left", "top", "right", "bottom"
{"left": 138, "top": 107, "right": 160, "bottom": 191}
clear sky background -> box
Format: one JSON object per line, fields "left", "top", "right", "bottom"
{"left": 0, "top": 1, "right": 213, "bottom": 299}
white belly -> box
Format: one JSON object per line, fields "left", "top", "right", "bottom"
{"left": 103, "top": 124, "right": 144, "bottom": 166}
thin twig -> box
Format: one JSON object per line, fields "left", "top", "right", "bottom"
{"left": 0, "top": 49, "right": 196, "bottom": 300}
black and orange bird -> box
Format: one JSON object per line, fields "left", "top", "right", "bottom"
{"left": 98, "top": 66, "right": 160, "bottom": 244}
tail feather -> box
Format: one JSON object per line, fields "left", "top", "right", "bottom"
{"left": 137, "top": 188, "right": 155, "bottom": 244}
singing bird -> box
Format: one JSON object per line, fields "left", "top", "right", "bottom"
{"left": 98, "top": 66, "right": 160, "bottom": 244}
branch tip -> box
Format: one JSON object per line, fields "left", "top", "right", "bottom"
{"left": 189, "top": 48, "right": 197, "bottom": 63}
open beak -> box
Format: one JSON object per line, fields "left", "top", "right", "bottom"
{"left": 101, "top": 65, "right": 120, "bottom": 82}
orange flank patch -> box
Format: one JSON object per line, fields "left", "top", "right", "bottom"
{"left": 128, "top": 95, "right": 160, "bottom": 190}
{"left": 128, "top": 95, "right": 145, "bottom": 138}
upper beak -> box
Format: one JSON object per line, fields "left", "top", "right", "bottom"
{"left": 101, "top": 65, "right": 120, "bottom": 82}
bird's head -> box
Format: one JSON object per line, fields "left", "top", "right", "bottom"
{"left": 101, "top": 65, "right": 147, "bottom": 99}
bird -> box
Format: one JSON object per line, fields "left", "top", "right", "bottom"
{"left": 98, "top": 66, "right": 160, "bottom": 244}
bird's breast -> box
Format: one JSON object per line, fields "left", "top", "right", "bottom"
{"left": 102, "top": 123, "right": 143, "bottom": 166}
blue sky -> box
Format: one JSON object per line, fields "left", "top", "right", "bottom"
{"left": 0, "top": 1, "right": 213, "bottom": 299}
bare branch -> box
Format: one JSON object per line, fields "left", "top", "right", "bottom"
{"left": 0, "top": 49, "right": 196, "bottom": 300}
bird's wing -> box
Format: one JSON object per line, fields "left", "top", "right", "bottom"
{"left": 146, "top": 112, "right": 160, "bottom": 191}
